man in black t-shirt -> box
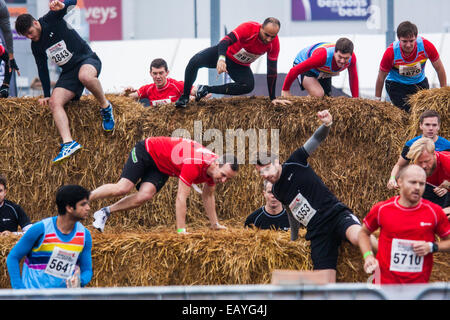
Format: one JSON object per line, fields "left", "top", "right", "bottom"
{"left": 255, "top": 110, "right": 377, "bottom": 283}
{"left": 0, "top": 175, "right": 31, "bottom": 236}
{"left": 245, "top": 180, "right": 289, "bottom": 231}
{"left": 15, "top": 0, "right": 115, "bottom": 164}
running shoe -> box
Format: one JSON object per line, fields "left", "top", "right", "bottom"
{"left": 195, "top": 85, "right": 209, "bottom": 102}
{"left": 52, "top": 141, "right": 82, "bottom": 163}
{"left": 0, "top": 85, "right": 9, "bottom": 98}
{"left": 93, "top": 207, "right": 110, "bottom": 232}
{"left": 100, "top": 104, "right": 115, "bottom": 131}
{"left": 175, "top": 95, "right": 190, "bottom": 108}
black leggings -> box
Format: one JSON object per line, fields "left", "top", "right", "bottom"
{"left": 385, "top": 78, "right": 429, "bottom": 112}
{"left": 182, "top": 45, "right": 255, "bottom": 97}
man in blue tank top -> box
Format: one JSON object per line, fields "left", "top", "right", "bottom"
{"left": 15, "top": 0, "right": 115, "bottom": 163}
{"left": 375, "top": 21, "right": 447, "bottom": 112}
{"left": 6, "top": 185, "right": 93, "bottom": 289}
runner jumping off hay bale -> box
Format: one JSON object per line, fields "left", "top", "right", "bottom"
{"left": 90, "top": 137, "right": 239, "bottom": 233}
{"left": 255, "top": 110, "right": 378, "bottom": 283}
{"left": 281, "top": 38, "right": 359, "bottom": 98}
{"left": 359, "top": 164, "right": 450, "bottom": 284}
{"left": 175, "top": 17, "right": 290, "bottom": 108}
{"left": 15, "top": 0, "right": 115, "bottom": 163}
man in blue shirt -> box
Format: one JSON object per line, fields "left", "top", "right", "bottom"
{"left": 388, "top": 110, "right": 450, "bottom": 208}
{"left": 6, "top": 185, "right": 93, "bottom": 289}
{"left": 15, "top": 0, "right": 115, "bottom": 163}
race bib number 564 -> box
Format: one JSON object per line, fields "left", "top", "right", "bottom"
{"left": 44, "top": 247, "right": 79, "bottom": 279}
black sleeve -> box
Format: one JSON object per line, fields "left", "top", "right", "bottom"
{"left": 14, "top": 204, "right": 31, "bottom": 229}
{"left": 217, "top": 32, "right": 237, "bottom": 57}
{"left": 41, "top": 0, "right": 77, "bottom": 24}
{"left": 401, "top": 145, "right": 410, "bottom": 160}
{"left": 244, "top": 209, "right": 258, "bottom": 228}
{"left": 0, "top": 50, "right": 10, "bottom": 85}
{"left": 32, "top": 45, "right": 51, "bottom": 97}
{"left": 286, "top": 146, "right": 309, "bottom": 166}
{"left": 267, "top": 58, "right": 277, "bottom": 100}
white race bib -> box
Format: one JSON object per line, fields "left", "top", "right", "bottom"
{"left": 46, "top": 40, "right": 73, "bottom": 66}
{"left": 390, "top": 238, "right": 424, "bottom": 273}
{"left": 288, "top": 192, "right": 317, "bottom": 226}
{"left": 151, "top": 98, "right": 172, "bottom": 106}
{"left": 232, "top": 48, "right": 262, "bottom": 64}
{"left": 44, "top": 247, "right": 79, "bottom": 279}
{"left": 317, "top": 71, "right": 338, "bottom": 79}
{"left": 399, "top": 63, "right": 422, "bottom": 77}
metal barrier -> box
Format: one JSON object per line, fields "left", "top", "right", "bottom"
{"left": 0, "top": 283, "right": 447, "bottom": 300}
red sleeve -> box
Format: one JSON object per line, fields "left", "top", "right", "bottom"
{"left": 137, "top": 84, "right": 151, "bottom": 99}
{"left": 179, "top": 163, "right": 201, "bottom": 187}
{"left": 348, "top": 53, "right": 359, "bottom": 98}
{"left": 439, "top": 151, "right": 450, "bottom": 181}
{"left": 363, "top": 203, "right": 381, "bottom": 233}
{"left": 422, "top": 38, "right": 439, "bottom": 62}
{"left": 267, "top": 37, "right": 280, "bottom": 61}
{"left": 282, "top": 48, "right": 328, "bottom": 91}
{"left": 231, "top": 22, "right": 256, "bottom": 43}
{"left": 379, "top": 46, "right": 394, "bottom": 73}
{"left": 435, "top": 206, "right": 450, "bottom": 238}
{"left": 0, "top": 45, "right": 4, "bottom": 56}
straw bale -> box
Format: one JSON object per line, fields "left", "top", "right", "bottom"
{"left": 0, "top": 89, "right": 449, "bottom": 288}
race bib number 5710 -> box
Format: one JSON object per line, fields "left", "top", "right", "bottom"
{"left": 389, "top": 238, "right": 423, "bottom": 273}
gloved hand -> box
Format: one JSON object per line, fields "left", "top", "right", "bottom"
{"left": 0, "top": 84, "right": 9, "bottom": 98}
{"left": 9, "top": 58, "right": 20, "bottom": 75}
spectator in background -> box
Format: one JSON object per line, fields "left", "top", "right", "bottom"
{"left": 375, "top": 21, "right": 447, "bottom": 112}
{"left": 123, "top": 58, "right": 200, "bottom": 107}
{"left": 0, "top": 175, "right": 32, "bottom": 236}
{"left": 387, "top": 110, "right": 450, "bottom": 209}
{"left": 245, "top": 180, "right": 289, "bottom": 231}
{"left": 0, "top": 0, "right": 20, "bottom": 88}
{"left": 281, "top": 38, "right": 359, "bottom": 98}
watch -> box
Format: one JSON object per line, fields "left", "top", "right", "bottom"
{"left": 432, "top": 242, "right": 438, "bottom": 253}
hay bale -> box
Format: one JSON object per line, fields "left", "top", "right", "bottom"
{"left": 0, "top": 88, "right": 448, "bottom": 287}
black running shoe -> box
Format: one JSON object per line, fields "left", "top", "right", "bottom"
{"left": 195, "top": 85, "right": 209, "bottom": 102}
{"left": 175, "top": 95, "right": 189, "bottom": 108}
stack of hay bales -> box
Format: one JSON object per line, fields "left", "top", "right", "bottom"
{"left": 0, "top": 87, "right": 448, "bottom": 287}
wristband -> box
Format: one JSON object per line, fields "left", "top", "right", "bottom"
{"left": 390, "top": 175, "right": 396, "bottom": 181}
{"left": 431, "top": 242, "right": 438, "bottom": 253}
{"left": 177, "top": 228, "right": 186, "bottom": 233}
{"left": 218, "top": 55, "right": 226, "bottom": 62}
{"left": 363, "top": 251, "right": 373, "bottom": 259}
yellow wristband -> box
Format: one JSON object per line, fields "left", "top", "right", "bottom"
{"left": 363, "top": 251, "right": 373, "bottom": 259}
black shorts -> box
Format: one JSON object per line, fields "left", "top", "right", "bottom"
{"left": 54, "top": 53, "right": 102, "bottom": 100}
{"left": 385, "top": 78, "right": 429, "bottom": 112}
{"left": 296, "top": 69, "right": 332, "bottom": 97}
{"left": 308, "top": 206, "right": 361, "bottom": 270}
{"left": 121, "top": 140, "right": 169, "bottom": 192}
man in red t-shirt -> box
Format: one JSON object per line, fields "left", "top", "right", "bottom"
{"left": 375, "top": 21, "right": 447, "bottom": 112}
{"left": 359, "top": 164, "right": 450, "bottom": 284}
{"left": 281, "top": 38, "right": 359, "bottom": 98}
{"left": 406, "top": 137, "right": 450, "bottom": 217}
{"left": 175, "top": 17, "right": 291, "bottom": 108}
{"left": 90, "top": 137, "right": 239, "bottom": 233}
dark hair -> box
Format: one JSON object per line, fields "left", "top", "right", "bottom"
{"left": 56, "top": 185, "right": 90, "bottom": 215}
{"left": 256, "top": 152, "right": 278, "bottom": 166}
{"left": 15, "top": 13, "right": 36, "bottom": 36}
{"left": 150, "top": 58, "right": 168, "bottom": 72}
{"left": 335, "top": 37, "right": 354, "bottom": 54}
{"left": 419, "top": 110, "right": 441, "bottom": 125}
{"left": 0, "top": 175, "right": 6, "bottom": 189}
{"left": 397, "top": 21, "right": 418, "bottom": 39}
{"left": 218, "top": 153, "right": 239, "bottom": 172}
{"left": 262, "top": 17, "right": 280, "bottom": 29}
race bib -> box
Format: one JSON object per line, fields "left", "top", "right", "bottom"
{"left": 151, "top": 98, "right": 172, "bottom": 106}
{"left": 46, "top": 40, "right": 73, "bottom": 66}
{"left": 44, "top": 247, "right": 79, "bottom": 279}
{"left": 317, "top": 72, "right": 338, "bottom": 79}
{"left": 232, "top": 48, "right": 262, "bottom": 64}
{"left": 399, "top": 63, "right": 422, "bottom": 77}
{"left": 288, "top": 192, "right": 316, "bottom": 226}
{"left": 389, "top": 238, "right": 424, "bottom": 273}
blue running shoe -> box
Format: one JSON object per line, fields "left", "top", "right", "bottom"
{"left": 100, "top": 104, "right": 115, "bottom": 131}
{"left": 52, "top": 141, "right": 82, "bottom": 163}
